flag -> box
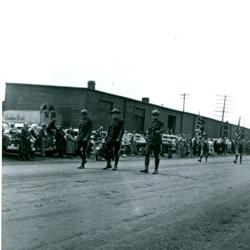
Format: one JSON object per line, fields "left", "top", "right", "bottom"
{"left": 195, "top": 113, "right": 204, "bottom": 139}
{"left": 236, "top": 117, "right": 241, "bottom": 136}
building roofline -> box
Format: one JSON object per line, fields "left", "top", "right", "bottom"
{"left": 5, "top": 82, "right": 245, "bottom": 128}
{"left": 6, "top": 82, "right": 184, "bottom": 112}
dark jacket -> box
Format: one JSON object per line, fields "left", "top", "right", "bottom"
{"left": 147, "top": 119, "right": 165, "bottom": 145}
{"left": 77, "top": 117, "right": 92, "bottom": 142}
{"left": 107, "top": 118, "right": 124, "bottom": 142}
{"left": 20, "top": 128, "right": 32, "bottom": 153}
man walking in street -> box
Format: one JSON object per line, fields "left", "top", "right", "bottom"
{"left": 233, "top": 131, "right": 244, "bottom": 165}
{"left": 140, "top": 109, "right": 165, "bottom": 174}
{"left": 76, "top": 109, "right": 92, "bottom": 169}
{"left": 198, "top": 133, "right": 209, "bottom": 163}
{"left": 103, "top": 108, "right": 124, "bottom": 171}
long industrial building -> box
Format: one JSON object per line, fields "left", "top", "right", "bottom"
{"left": 3, "top": 82, "right": 250, "bottom": 139}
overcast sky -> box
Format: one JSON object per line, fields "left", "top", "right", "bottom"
{"left": 1, "top": 0, "right": 250, "bottom": 127}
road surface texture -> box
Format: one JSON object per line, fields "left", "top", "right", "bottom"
{"left": 2, "top": 156, "right": 250, "bottom": 250}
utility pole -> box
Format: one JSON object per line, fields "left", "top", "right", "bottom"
{"left": 180, "top": 93, "right": 189, "bottom": 134}
{"left": 221, "top": 95, "right": 226, "bottom": 123}
{"left": 215, "top": 95, "right": 232, "bottom": 138}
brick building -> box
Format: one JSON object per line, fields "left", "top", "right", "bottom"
{"left": 3, "top": 82, "right": 250, "bottom": 139}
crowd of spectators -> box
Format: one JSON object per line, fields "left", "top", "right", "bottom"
{"left": 2, "top": 122, "right": 249, "bottom": 161}
{"left": 173, "top": 134, "right": 248, "bottom": 159}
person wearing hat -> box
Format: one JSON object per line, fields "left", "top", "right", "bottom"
{"left": 55, "top": 123, "right": 66, "bottom": 158}
{"left": 233, "top": 130, "right": 244, "bottom": 164}
{"left": 29, "top": 124, "right": 39, "bottom": 150}
{"left": 140, "top": 109, "right": 165, "bottom": 174}
{"left": 38, "top": 122, "right": 48, "bottom": 157}
{"left": 76, "top": 109, "right": 92, "bottom": 169}
{"left": 198, "top": 132, "right": 209, "bottom": 162}
{"left": 103, "top": 108, "right": 124, "bottom": 170}
{"left": 19, "top": 123, "right": 32, "bottom": 161}
{"left": 9, "top": 123, "right": 18, "bottom": 135}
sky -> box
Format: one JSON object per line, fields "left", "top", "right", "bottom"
{"left": 1, "top": 0, "right": 250, "bottom": 127}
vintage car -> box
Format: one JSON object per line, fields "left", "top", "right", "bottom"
{"left": 122, "top": 132, "right": 147, "bottom": 155}
{"left": 2, "top": 122, "right": 36, "bottom": 154}
{"left": 2, "top": 122, "right": 56, "bottom": 156}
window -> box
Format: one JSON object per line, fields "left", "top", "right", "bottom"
{"left": 134, "top": 107, "right": 145, "bottom": 132}
{"left": 99, "top": 100, "right": 113, "bottom": 112}
{"left": 168, "top": 115, "right": 176, "bottom": 134}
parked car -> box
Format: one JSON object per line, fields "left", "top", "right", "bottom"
{"left": 161, "top": 134, "right": 178, "bottom": 154}
{"left": 2, "top": 122, "right": 57, "bottom": 156}
{"left": 2, "top": 122, "right": 36, "bottom": 154}
{"left": 122, "top": 132, "right": 147, "bottom": 155}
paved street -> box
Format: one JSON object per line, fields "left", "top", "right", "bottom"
{"left": 2, "top": 156, "right": 250, "bottom": 250}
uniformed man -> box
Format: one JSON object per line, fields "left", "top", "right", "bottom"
{"left": 103, "top": 108, "right": 124, "bottom": 171}
{"left": 76, "top": 109, "right": 92, "bottom": 169}
{"left": 140, "top": 109, "right": 165, "bottom": 174}
{"left": 233, "top": 131, "right": 243, "bottom": 164}
{"left": 198, "top": 133, "right": 209, "bottom": 162}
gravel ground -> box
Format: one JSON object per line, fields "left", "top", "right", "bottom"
{"left": 2, "top": 155, "right": 250, "bottom": 250}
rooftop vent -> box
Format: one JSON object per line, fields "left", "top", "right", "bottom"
{"left": 87, "top": 81, "right": 96, "bottom": 90}
{"left": 142, "top": 97, "right": 150, "bottom": 103}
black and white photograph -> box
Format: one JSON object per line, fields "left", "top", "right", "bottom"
{"left": 1, "top": 0, "right": 250, "bottom": 249}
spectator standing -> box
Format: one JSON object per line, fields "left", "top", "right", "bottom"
{"left": 20, "top": 123, "right": 32, "bottom": 161}
{"left": 56, "top": 124, "right": 65, "bottom": 157}
{"left": 38, "top": 122, "right": 48, "bottom": 157}
{"left": 65, "top": 129, "right": 75, "bottom": 158}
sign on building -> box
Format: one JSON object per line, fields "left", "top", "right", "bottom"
{"left": 3, "top": 110, "right": 40, "bottom": 124}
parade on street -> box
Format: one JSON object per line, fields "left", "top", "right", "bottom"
{"left": 2, "top": 1, "right": 250, "bottom": 249}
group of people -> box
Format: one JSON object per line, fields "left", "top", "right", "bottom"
{"left": 5, "top": 107, "right": 246, "bottom": 172}
{"left": 173, "top": 134, "right": 245, "bottom": 159}
{"left": 8, "top": 121, "right": 67, "bottom": 160}
{"left": 75, "top": 107, "right": 245, "bottom": 172}
{"left": 196, "top": 131, "right": 245, "bottom": 165}
{"left": 75, "top": 107, "right": 164, "bottom": 174}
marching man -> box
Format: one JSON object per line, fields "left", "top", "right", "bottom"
{"left": 233, "top": 130, "right": 244, "bottom": 165}
{"left": 140, "top": 109, "right": 165, "bottom": 174}
{"left": 198, "top": 133, "right": 209, "bottom": 163}
{"left": 76, "top": 109, "right": 92, "bottom": 169}
{"left": 103, "top": 108, "right": 124, "bottom": 171}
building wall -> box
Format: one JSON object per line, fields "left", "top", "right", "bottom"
{"left": 202, "top": 117, "right": 221, "bottom": 138}
{"left": 4, "top": 83, "right": 250, "bottom": 139}
{"left": 181, "top": 113, "right": 196, "bottom": 136}
{"left": 5, "top": 83, "right": 89, "bottom": 128}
